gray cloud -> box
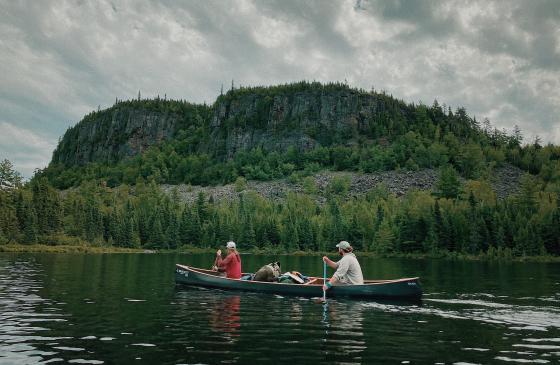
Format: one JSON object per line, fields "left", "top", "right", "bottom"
{"left": 0, "top": 0, "right": 558, "bottom": 177}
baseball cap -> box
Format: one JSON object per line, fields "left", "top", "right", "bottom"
{"left": 226, "top": 241, "right": 236, "bottom": 249}
{"left": 336, "top": 241, "right": 351, "bottom": 250}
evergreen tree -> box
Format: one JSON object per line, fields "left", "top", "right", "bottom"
{"left": 187, "top": 209, "right": 202, "bottom": 245}
{"left": 179, "top": 205, "right": 191, "bottom": 245}
{"left": 0, "top": 159, "right": 22, "bottom": 191}
{"left": 197, "top": 192, "right": 208, "bottom": 222}
{"left": 515, "top": 175, "right": 538, "bottom": 215}
{"left": 433, "top": 200, "right": 447, "bottom": 251}
{"left": 22, "top": 204, "right": 38, "bottom": 244}
{"left": 372, "top": 219, "right": 395, "bottom": 253}
{"left": 148, "top": 209, "right": 166, "bottom": 248}
{"left": 298, "top": 217, "right": 314, "bottom": 251}
{"left": 242, "top": 219, "right": 256, "bottom": 249}
{"left": 436, "top": 165, "right": 461, "bottom": 199}
{"left": 543, "top": 196, "right": 560, "bottom": 254}
{"left": 165, "top": 213, "right": 180, "bottom": 249}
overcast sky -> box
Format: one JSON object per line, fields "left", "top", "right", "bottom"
{"left": 1, "top": 0, "right": 559, "bottom": 177}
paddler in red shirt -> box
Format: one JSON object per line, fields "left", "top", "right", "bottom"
{"left": 215, "top": 241, "right": 242, "bottom": 279}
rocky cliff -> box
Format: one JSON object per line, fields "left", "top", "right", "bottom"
{"left": 51, "top": 83, "right": 411, "bottom": 167}
{"left": 210, "top": 83, "right": 409, "bottom": 158}
{"left": 51, "top": 101, "right": 209, "bottom": 166}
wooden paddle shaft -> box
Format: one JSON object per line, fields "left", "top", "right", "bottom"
{"left": 323, "top": 261, "right": 327, "bottom": 301}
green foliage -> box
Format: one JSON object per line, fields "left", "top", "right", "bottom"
{"left": 1, "top": 158, "right": 560, "bottom": 257}
{"left": 436, "top": 165, "right": 461, "bottom": 199}
{"left": 3, "top": 82, "right": 560, "bottom": 258}
{"left": 0, "top": 159, "right": 23, "bottom": 191}
{"left": 327, "top": 175, "right": 351, "bottom": 196}
{"left": 302, "top": 177, "right": 318, "bottom": 194}
{"left": 37, "top": 82, "right": 560, "bottom": 191}
{"left": 234, "top": 176, "right": 247, "bottom": 192}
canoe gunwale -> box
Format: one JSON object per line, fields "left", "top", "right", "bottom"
{"left": 175, "top": 264, "right": 420, "bottom": 287}
{"left": 175, "top": 264, "right": 422, "bottom": 299}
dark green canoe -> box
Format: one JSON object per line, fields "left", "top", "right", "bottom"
{"left": 175, "top": 264, "right": 422, "bottom": 299}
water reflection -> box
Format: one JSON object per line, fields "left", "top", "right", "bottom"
{"left": 323, "top": 301, "right": 367, "bottom": 363}
{"left": 209, "top": 295, "right": 241, "bottom": 341}
{"left": 0, "top": 258, "right": 68, "bottom": 364}
{"left": 1, "top": 253, "right": 560, "bottom": 364}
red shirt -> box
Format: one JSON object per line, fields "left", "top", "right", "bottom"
{"left": 217, "top": 252, "right": 242, "bottom": 279}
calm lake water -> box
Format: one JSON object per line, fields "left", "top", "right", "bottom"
{"left": 1, "top": 253, "right": 559, "bottom": 365}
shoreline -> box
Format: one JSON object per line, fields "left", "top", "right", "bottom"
{"left": 0, "top": 244, "right": 146, "bottom": 254}
{"left": 1, "top": 243, "right": 559, "bottom": 262}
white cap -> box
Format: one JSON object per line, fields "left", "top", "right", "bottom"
{"left": 336, "top": 241, "right": 351, "bottom": 250}
{"left": 226, "top": 241, "right": 236, "bottom": 249}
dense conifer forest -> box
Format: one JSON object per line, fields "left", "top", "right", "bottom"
{"left": 1, "top": 82, "right": 559, "bottom": 257}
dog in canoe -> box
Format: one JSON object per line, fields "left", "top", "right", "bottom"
{"left": 253, "top": 262, "right": 281, "bottom": 282}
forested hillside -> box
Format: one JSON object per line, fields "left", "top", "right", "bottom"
{"left": 1, "top": 82, "right": 559, "bottom": 257}
{"left": 41, "top": 82, "right": 558, "bottom": 189}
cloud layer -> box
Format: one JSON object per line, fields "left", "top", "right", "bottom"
{"left": 1, "top": 0, "right": 559, "bottom": 177}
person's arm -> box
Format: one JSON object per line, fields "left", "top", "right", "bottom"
{"left": 323, "top": 275, "right": 340, "bottom": 291}
{"left": 218, "top": 252, "right": 233, "bottom": 271}
{"left": 215, "top": 249, "right": 222, "bottom": 264}
{"left": 322, "top": 256, "right": 338, "bottom": 269}
{"left": 324, "top": 257, "right": 350, "bottom": 290}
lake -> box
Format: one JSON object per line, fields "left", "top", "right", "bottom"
{"left": 1, "top": 253, "right": 559, "bottom": 364}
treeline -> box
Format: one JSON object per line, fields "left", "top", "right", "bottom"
{"left": 2, "top": 159, "right": 559, "bottom": 257}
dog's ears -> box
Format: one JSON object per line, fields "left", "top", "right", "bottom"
{"left": 275, "top": 261, "right": 280, "bottom": 267}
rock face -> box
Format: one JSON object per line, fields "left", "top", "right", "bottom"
{"left": 53, "top": 84, "right": 407, "bottom": 167}
{"left": 210, "top": 85, "right": 406, "bottom": 158}
{"left": 52, "top": 106, "right": 184, "bottom": 166}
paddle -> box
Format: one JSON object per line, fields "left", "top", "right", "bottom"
{"left": 313, "top": 259, "right": 328, "bottom": 304}
{"left": 323, "top": 260, "right": 327, "bottom": 302}
{"left": 210, "top": 250, "right": 219, "bottom": 271}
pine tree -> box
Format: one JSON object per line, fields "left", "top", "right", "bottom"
{"left": 544, "top": 196, "right": 560, "bottom": 254}
{"left": 298, "top": 217, "right": 314, "bottom": 251}
{"left": 0, "top": 159, "right": 22, "bottom": 191}
{"left": 515, "top": 174, "right": 538, "bottom": 215}
{"left": 137, "top": 211, "right": 150, "bottom": 245}
{"left": 372, "top": 220, "right": 395, "bottom": 253}
{"left": 348, "top": 214, "right": 362, "bottom": 250}
{"left": 148, "top": 209, "right": 165, "bottom": 248}
{"left": 492, "top": 213, "right": 505, "bottom": 248}
{"left": 433, "top": 200, "right": 447, "bottom": 251}
{"left": 165, "top": 213, "right": 179, "bottom": 249}
{"left": 374, "top": 205, "right": 384, "bottom": 231}
{"left": 22, "top": 204, "right": 38, "bottom": 244}
{"left": 121, "top": 215, "right": 135, "bottom": 247}
{"left": 103, "top": 210, "right": 118, "bottom": 243}
{"left": 0, "top": 188, "right": 19, "bottom": 242}
{"left": 179, "top": 205, "right": 191, "bottom": 244}
{"left": 436, "top": 165, "right": 461, "bottom": 199}
{"left": 188, "top": 209, "right": 202, "bottom": 246}
{"left": 327, "top": 199, "right": 345, "bottom": 242}
{"left": 243, "top": 219, "right": 256, "bottom": 249}
{"left": 197, "top": 192, "right": 208, "bottom": 222}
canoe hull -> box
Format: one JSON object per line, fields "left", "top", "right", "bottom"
{"left": 175, "top": 264, "right": 422, "bottom": 299}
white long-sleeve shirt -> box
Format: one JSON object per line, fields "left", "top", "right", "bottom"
{"left": 334, "top": 253, "right": 364, "bottom": 285}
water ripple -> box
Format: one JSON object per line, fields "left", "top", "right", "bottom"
{"left": 2, "top": 254, "right": 560, "bottom": 365}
